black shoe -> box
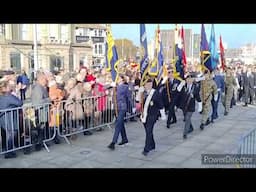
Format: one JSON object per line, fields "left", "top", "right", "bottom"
{"left": 118, "top": 141, "right": 128, "bottom": 145}
{"left": 188, "top": 127, "right": 194, "bottom": 134}
{"left": 183, "top": 134, "right": 187, "bottom": 139}
{"left": 205, "top": 118, "right": 211, "bottom": 126}
{"left": 96, "top": 128, "right": 103, "bottom": 132}
{"left": 211, "top": 119, "right": 214, "bottom": 123}
{"left": 167, "top": 124, "right": 170, "bottom": 129}
{"left": 142, "top": 151, "right": 148, "bottom": 156}
{"left": 200, "top": 124, "right": 204, "bottom": 130}
{"left": 23, "top": 147, "right": 31, "bottom": 155}
{"left": 170, "top": 119, "right": 177, "bottom": 124}
{"left": 108, "top": 142, "right": 115, "bottom": 150}
{"left": 130, "top": 118, "right": 137, "bottom": 122}
{"left": 149, "top": 146, "right": 155, "bottom": 151}
{"left": 35, "top": 143, "right": 42, "bottom": 151}
{"left": 4, "top": 152, "right": 17, "bottom": 159}
{"left": 224, "top": 111, "right": 228, "bottom": 116}
{"left": 84, "top": 131, "right": 93, "bottom": 135}
{"left": 54, "top": 138, "right": 61, "bottom": 144}
{"left": 243, "top": 104, "right": 248, "bottom": 107}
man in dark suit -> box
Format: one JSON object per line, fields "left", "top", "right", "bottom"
{"left": 242, "top": 67, "right": 255, "bottom": 106}
{"left": 139, "top": 78, "right": 166, "bottom": 156}
{"left": 166, "top": 70, "right": 180, "bottom": 128}
{"left": 211, "top": 68, "right": 225, "bottom": 121}
{"left": 178, "top": 74, "right": 202, "bottom": 139}
{"left": 107, "top": 75, "right": 132, "bottom": 150}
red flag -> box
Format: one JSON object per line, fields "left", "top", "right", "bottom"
{"left": 180, "top": 26, "right": 187, "bottom": 71}
{"left": 219, "top": 35, "right": 225, "bottom": 70}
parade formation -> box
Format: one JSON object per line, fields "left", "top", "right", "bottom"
{"left": 0, "top": 24, "right": 255, "bottom": 164}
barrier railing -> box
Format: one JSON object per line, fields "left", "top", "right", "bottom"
{"left": 0, "top": 87, "right": 142, "bottom": 156}
{"left": 124, "top": 90, "right": 141, "bottom": 120}
{"left": 56, "top": 95, "right": 115, "bottom": 144}
{"left": 0, "top": 102, "right": 55, "bottom": 156}
{"left": 237, "top": 128, "right": 256, "bottom": 168}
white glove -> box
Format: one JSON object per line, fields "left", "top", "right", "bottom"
{"left": 160, "top": 109, "right": 167, "bottom": 120}
{"left": 138, "top": 86, "right": 145, "bottom": 93}
{"left": 110, "top": 82, "right": 116, "bottom": 87}
{"left": 241, "top": 87, "right": 243, "bottom": 90}
{"left": 254, "top": 86, "right": 256, "bottom": 89}
{"left": 161, "top": 76, "right": 168, "bottom": 85}
{"left": 140, "top": 115, "right": 146, "bottom": 123}
{"left": 217, "top": 88, "right": 221, "bottom": 92}
{"left": 214, "top": 94, "right": 218, "bottom": 101}
{"left": 132, "top": 107, "right": 136, "bottom": 113}
{"left": 198, "top": 102, "right": 202, "bottom": 113}
{"left": 134, "top": 85, "right": 139, "bottom": 90}
{"left": 177, "top": 80, "right": 185, "bottom": 92}
{"left": 195, "top": 76, "right": 205, "bottom": 82}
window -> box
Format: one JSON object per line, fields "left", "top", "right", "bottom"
{"left": 99, "top": 30, "right": 102, "bottom": 37}
{"left": 21, "top": 24, "right": 29, "bottom": 40}
{"left": 0, "top": 24, "right": 5, "bottom": 35}
{"left": 61, "top": 24, "right": 68, "bottom": 41}
{"left": 99, "top": 44, "right": 103, "bottom": 54}
{"left": 94, "top": 44, "right": 97, "bottom": 54}
{"left": 10, "top": 52, "right": 21, "bottom": 71}
{"left": 75, "top": 28, "right": 82, "bottom": 36}
{"left": 50, "top": 55, "right": 64, "bottom": 72}
{"left": 83, "top": 28, "right": 89, "bottom": 36}
{"left": 75, "top": 28, "right": 89, "bottom": 36}
{"left": 94, "top": 30, "right": 97, "bottom": 37}
{"left": 49, "top": 24, "right": 58, "bottom": 39}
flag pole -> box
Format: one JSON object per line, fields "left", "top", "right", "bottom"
{"left": 106, "top": 24, "right": 119, "bottom": 117}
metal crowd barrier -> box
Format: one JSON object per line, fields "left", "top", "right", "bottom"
{"left": 0, "top": 102, "right": 54, "bottom": 156}
{"left": 0, "top": 87, "right": 142, "bottom": 156}
{"left": 237, "top": 128, "right": 256, "bottom": 168}
{"left": 56, "top": 95, "right": 115, "bottom": 144}
{"left": 124, "top": 89, "right": 141, "bottom": 120}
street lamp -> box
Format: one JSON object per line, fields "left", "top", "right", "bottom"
{"left": 33, "top": 24, "right": 38, "bottom": 77}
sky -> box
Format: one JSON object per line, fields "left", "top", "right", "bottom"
{"left": 111, "top": 24, "right": 256, "bottom": 49}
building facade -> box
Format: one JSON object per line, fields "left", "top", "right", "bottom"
{"left": 0, "top": 24, "right": 106, "bottom": 77}
{"left": 159, "top": 28, "right": 193, "bottom": 65}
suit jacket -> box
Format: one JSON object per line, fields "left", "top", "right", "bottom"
{"left": 179, "top": 82, "right": 201, "bottom": 113}
{"left": 242, "top": 72, "right": 254, "bottom": 89}
{"left": 143, "top": 89, "right": 164, "bottom": 123}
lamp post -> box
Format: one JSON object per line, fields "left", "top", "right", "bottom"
{"left": 33, "top": 24, "right": 38, "bottom": 77}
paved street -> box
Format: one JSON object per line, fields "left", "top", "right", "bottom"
{"left": 0, "top": 103, "right": 255, "bottom": 168}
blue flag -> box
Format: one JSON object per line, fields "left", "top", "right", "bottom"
{"left": 200, "top": 24, "right": 209, "bottom": 52}
{"left": 106, "top": 26, "right": 119, "bottom": 82}
{"left": 209, "top": 24, "right": 219, "bottom": 70}
{"left": 156, "top": 32, "right": 164, "bottom": 84}
{"left": 173, "top": 25, "right": 184, "bottom": 80}
{"left": 200, "top": 24, "right": 212, "bottom": 72}
{"left": 140, "top": 24, "right": 149, "bottom": 75}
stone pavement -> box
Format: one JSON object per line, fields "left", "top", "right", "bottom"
{"left": 0, "top": 102, "right": 255, "bottom": 168}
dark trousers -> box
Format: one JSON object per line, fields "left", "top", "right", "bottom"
{"left": 167, "top": 101, "right": 177, "bottom": 125}
{"left": 143, "top": 117, "right": 156, "bottom": 152}
{"left": 184, "top": 112, "right": 193, "bottom": 135}
{"left": 244, "top": 87, "right": 254, "bottom": 104}
{"left": 238, "top": 88, "right": 243, "bottom": 102}
{"left": 211, "top": 91, "right": 220, "bottom": 120}
{"left": 20, "top": 89, "right": 26, "bottom": 101}
{"left": 112, "top": 110, "right": 128, "bottom": 144}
